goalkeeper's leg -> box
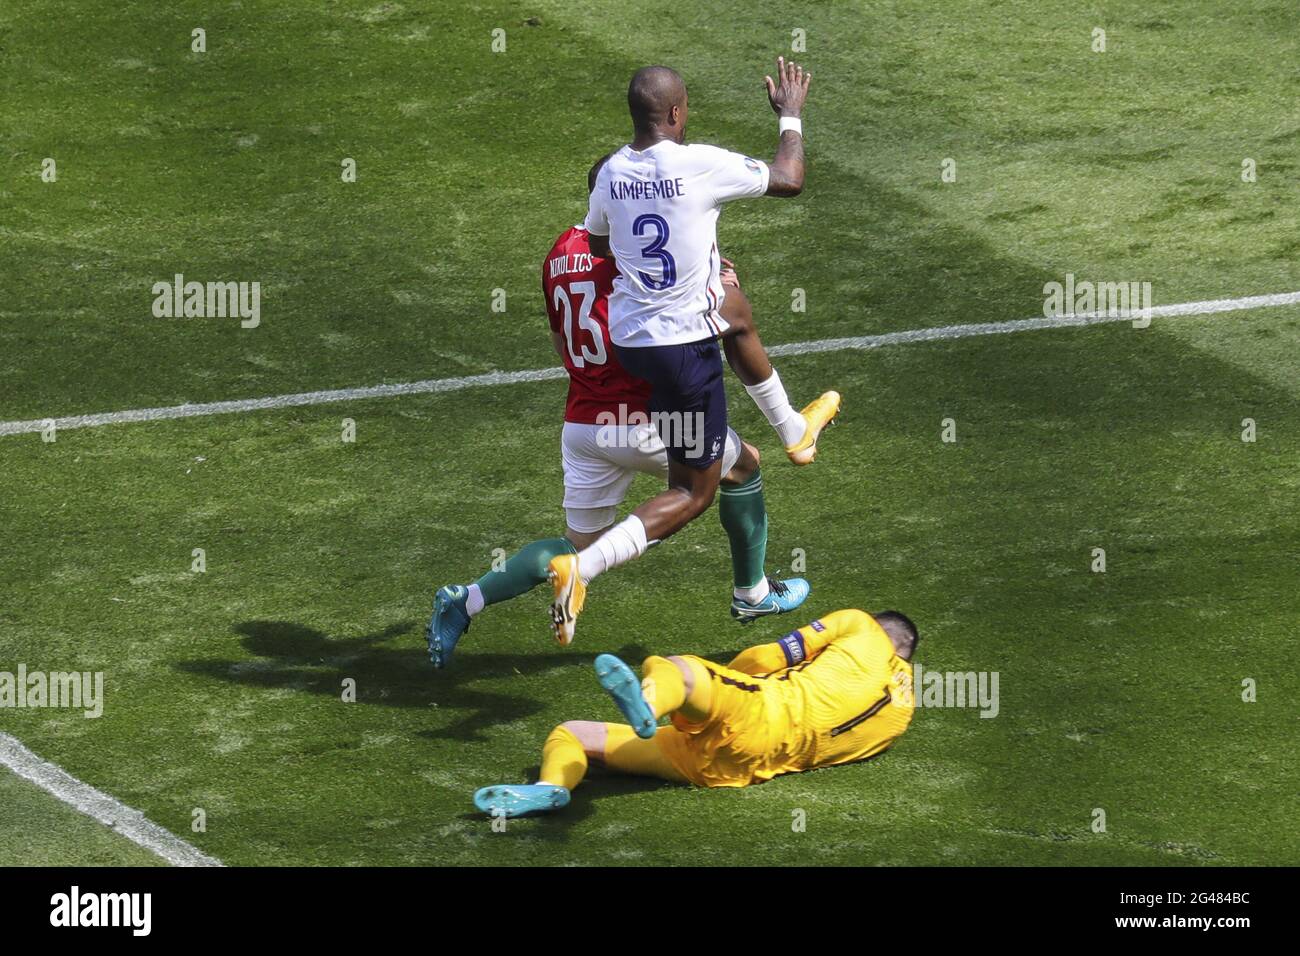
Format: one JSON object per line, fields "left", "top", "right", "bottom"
{"left": 547, "top": 721, "right": 690, "bottom": 785}
{"left": 640, "top": 655, "right": 712, "bottom": 723}
{"left": 593, "top": 652, "right": 713, "bottom": 738}
{"left": 472, "top": 720, "right": 688, "bottom": 818}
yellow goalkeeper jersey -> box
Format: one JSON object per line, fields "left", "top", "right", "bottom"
{"left": 658, "top": 609, "right": 915, "bottom": 787}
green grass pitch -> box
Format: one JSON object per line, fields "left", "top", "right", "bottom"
{"left": 1, "top": 0, "right": 1297, "bottom": 866}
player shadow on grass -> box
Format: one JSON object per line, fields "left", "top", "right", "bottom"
{"left": 414, "top": 640, "right": 654, "bottom": 743}
{"left": 174, "top": 620, "right": 646, "bottom": 742}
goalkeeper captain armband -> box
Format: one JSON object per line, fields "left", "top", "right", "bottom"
{"left": 778, "top": 630, "right": 807, "bottom": 667}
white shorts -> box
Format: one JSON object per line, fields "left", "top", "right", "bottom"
{"left": 561, "top": 421, "right": 742, "bottom": 533}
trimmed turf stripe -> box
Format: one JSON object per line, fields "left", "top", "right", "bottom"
{"left": 2, "top": 289, "right": 1297, "bottom": 438}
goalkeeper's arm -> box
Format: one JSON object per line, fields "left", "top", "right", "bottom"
{"left": 725, "top": 609, "right": 872, "bottom": 675}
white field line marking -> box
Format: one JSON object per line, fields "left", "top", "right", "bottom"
{"left": 2, "top": 290, "right": 1298, "bottom": 438}
{"left": 0, "top": 731, "right": 223, "bottom": 867}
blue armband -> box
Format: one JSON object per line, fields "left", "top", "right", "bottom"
{"left": 778, "top": 631, "right": 807, "bottom": 667}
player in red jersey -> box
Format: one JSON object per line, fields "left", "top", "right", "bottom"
{"left": 542, "top": 222, "right": 652, "bottom": 427}
{"left": 427, "top": 155, "right": 808, "bottom": 668}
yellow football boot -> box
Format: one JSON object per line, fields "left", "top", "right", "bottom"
{"left": 785, "top": 390, "right": 842, "bottom": 465}
{"left": 547, "top": 553, "right": 587, "bottom": 646}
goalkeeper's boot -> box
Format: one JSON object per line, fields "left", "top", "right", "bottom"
{"left": 546, "top": 553, "right": 586, "bottom": 646}
{"left": 427, "top": 585, "right": 470, "bottom": 669}
{"left": 594, "top": 653, "right": 657, "bottom": 739}
{"left": 785, "top": 390, "right": 842, "bottom": 465}
{"left": 473, "top": 784, "right": 570, "bottom": 818}
{"left": 730, "top": 576, "right": 811, "bottom": 622}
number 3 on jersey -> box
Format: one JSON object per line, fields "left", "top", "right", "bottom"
{"left": 632, "top": 213, "right": 676, "bottom": 290}
{"left": 553, "top": 280, "right": 607, "bottom": 368}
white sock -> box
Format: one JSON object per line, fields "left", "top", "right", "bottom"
{"left": 733, "top": 578, "right": 771, "bottom": 604}
{"left": 745, "top": 370, "right": 806, "bottom": 447}
{"left": 577, "top": 515, "right": 648, "bottom": 583}
{"left": 464, "top": 583, "right": 485, "bottom": 617}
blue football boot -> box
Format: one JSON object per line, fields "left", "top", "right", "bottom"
{"left": 594, "top": 653, "right": 657, "bottom": 739}
{"left": 473, "top": 784, "right": 570, "bottom": 818}
{"left": 427, "top": 585, "right": 471, "bottom": 668}
{"left": 730, "top": 576, "right": 811, "bottom": 622}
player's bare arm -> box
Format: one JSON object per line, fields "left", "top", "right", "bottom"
{"left": 588, "top": 232, "right": 611, "bottom": 259}
{"left": 763, "top": 56, "right": 810, "bottom": 197}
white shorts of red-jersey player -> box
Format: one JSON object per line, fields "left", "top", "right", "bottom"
{"left": 561, "top": 421, "right": 741, "bottom": 534}
{"left": 545, "top": 222, "right": 743, "bottom": 536}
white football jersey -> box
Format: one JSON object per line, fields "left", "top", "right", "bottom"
{"left": 584, "top": 140, "right": 770, "bottom": 347}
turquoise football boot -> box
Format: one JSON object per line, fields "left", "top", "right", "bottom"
{"left": 594, "top": 653, "right": 657, "bottom": 739}
{"left": 730, "top": 576, "right": 811, "bottom": 622}
{"left": 427, "top": 585, "right": 471, "bottom": 669}
{"left": 473, "top": 784, "right": 570, "bottom": 818}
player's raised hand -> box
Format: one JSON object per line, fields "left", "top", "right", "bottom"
{"left": 764, "top": 56, "right": 811, "bottom": 117}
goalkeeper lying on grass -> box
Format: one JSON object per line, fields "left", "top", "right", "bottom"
{"left": 473, "top": 608, "right": 918, "bottom": 816}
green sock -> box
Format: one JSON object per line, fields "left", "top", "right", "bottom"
{"left": 719, "top": 470, "right": 768, "bottom": 590}
{"left": 474, "top": 537, "right": 577, "bottom": 607}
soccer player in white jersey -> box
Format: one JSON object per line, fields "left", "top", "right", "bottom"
{"left": 546, "top": 58, "right": 841, "bottom": 645}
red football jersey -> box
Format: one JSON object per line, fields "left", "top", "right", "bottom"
{"left": 542, "top": 226, "right": 652, "bottom": 424}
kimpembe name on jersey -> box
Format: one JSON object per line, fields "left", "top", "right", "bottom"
{"left": 586, "top": 142, "right": 770, "bottom": 347}
{"left": 608, "top": 176, "right": 687, "bottom": 201}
